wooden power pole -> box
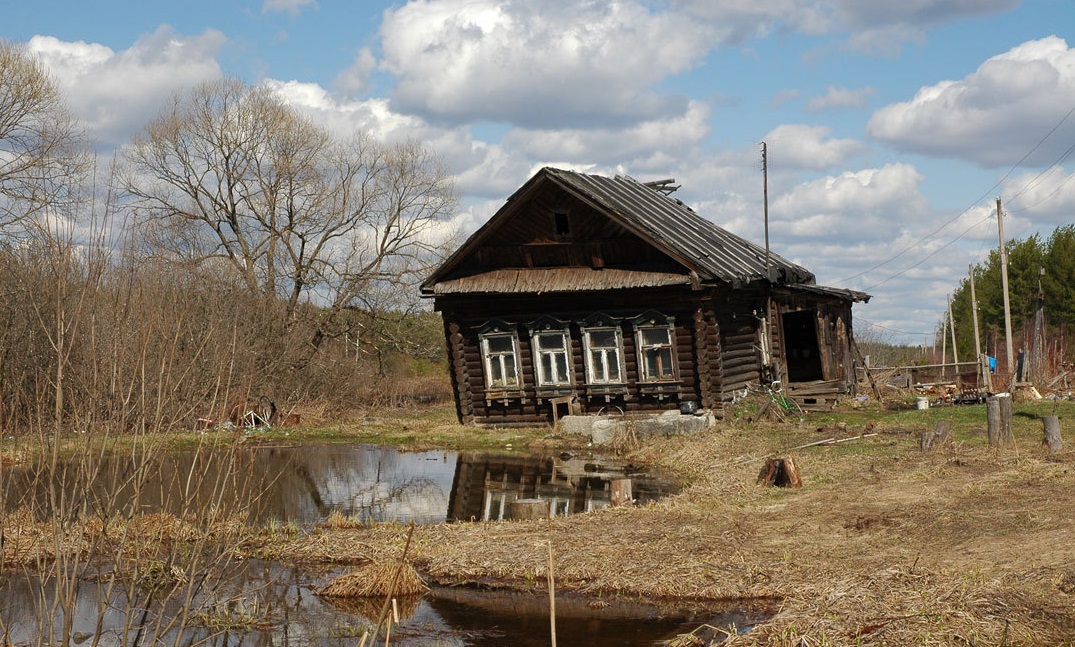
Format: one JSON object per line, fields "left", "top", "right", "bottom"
{"left": 997, "top": 198, "right": 1015, "bottom": 386}
{"left": 762, "top": 142, "right": 771, "bottom": 281}
{"left": 969, "top": 264, "right": 982, "bottom": 359}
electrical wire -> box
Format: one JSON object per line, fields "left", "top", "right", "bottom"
{"left": 837, "top": 102, "right": 1075, "bottom": 285}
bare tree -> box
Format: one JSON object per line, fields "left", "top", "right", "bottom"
{"left": 0, "top": 40, "right": 87, "bottom": 236}
{"left": 123, "top": 78, "right": 457, "bottom": 365}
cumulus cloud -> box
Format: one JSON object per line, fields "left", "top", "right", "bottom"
{"left": 28, "top": 27, "right": 225, "bottom": 148}
{"left": 378, "top": 0, "right": 714, "bottom": 127}
{"left": 770, "top": 163, "right": 930, "bottom": 241}
{"left": 806, "top": 85, "right": 876, "bottom": 111}
{"left": 868, "top": 36, "right": 1075, "bottom": 168}
{"left": 761, "top": 124, "right": 868, "bottom": 170}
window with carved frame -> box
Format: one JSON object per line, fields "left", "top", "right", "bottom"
{"left": 580, "top": 314, "right": 625, "bottom": 385}
{"left": 632, "top": 312, "right": 677, "bottom": 382}
{"left": 479, "top": 323, "right": 521, "bottom": 390}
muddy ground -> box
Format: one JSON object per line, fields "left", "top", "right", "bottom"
{"left": 268, "top": 401, "right": 1075, "bottom": 646}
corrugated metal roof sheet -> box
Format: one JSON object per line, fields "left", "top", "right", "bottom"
{"left": 430, "top": 267, "right": 692, "bottom": 295}
{"left": 544, "top": 168, "right": 814, "bottom": 287}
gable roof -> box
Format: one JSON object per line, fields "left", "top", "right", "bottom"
{"left": 423, "top": 167, "right": 866, "bottom": 300}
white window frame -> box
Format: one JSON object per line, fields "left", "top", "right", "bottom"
{"left": 581, "top": 326, "right": 625, "bottom": 385}
{"left": 480, "top": 328, "right": 521, "bottom": 390}
{"left": 531, "top": 327, "right": 573, "bottom": 387}
{"left": 634, "top": 316, "right": 677, "bottom": 382}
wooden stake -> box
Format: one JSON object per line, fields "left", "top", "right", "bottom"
{"left": 1043, "top": 415, "right": 1063, "bottom": 453}
{"left": 987, "top": 394, "right": 1014, "bottom": 447}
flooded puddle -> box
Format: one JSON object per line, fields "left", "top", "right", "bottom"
{"left": 3, "top": 444, "right": 680, "bottom": 526}
{"left": 0, "top": 559, "right": 772, "bottom": 646}
{"left": 1, "top": 445, "right": 770, "bottom": 645}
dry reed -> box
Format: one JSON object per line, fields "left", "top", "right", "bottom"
{"left": 318, "top": 560, "right": 428, "bottom": 598}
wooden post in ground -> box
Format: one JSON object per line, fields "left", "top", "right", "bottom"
{"left": 511, "top": 498, "right": 550, "bottom": 520}
{"left": 920, "top": 420, "right": 952, "bottom": 451}
{"left": 987, "top": 394, "right": 1014, "bottom": 447}
{"left": 1043, "top": 415, "right": 1063, "bottom": 453}
{"left": 611, "top": 478, "right": 634, "bottom": 506}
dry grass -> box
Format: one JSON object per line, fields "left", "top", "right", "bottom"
{"left": 268, "top": 412, "right": 1075, "bottom": 645}
{"left": 318, "top": 560, "right": 428, "bottom": 598}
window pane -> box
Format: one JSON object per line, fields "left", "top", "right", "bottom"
{"left": 537, "top": 332, "right": 566, "bottom": 351}
{"left": 591, "top": 329, "right": 617, "bottom": 348}
{"left": 489, "top": 357, "right": 505, "bottom": 385}
{"left": 641, "top": 328, "right": 671, "bottom": 346}
{"left": 606, "top": 351, "right": 621, "bottom": 380}
{"left": 487, "top": 335, "right": 514, "bottom": 353}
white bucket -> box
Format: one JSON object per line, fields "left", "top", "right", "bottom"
{"left": 916, "top": 397, "right": 929, "bottom": 410}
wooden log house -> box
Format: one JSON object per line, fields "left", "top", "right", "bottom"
{"left": 421, "top": 168, "right": 870, "bottom": 426}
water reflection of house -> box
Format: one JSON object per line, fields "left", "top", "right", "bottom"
{"left": 446, "top": 453, "right": 677, "bottom": 522}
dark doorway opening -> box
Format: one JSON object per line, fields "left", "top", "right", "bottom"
{"left": 782, "top": 310, "right": 824, "bottom": 382}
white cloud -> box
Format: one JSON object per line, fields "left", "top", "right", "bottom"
{"left": 669, "top": 0, "right": 1016, "bottom": 53}
{"left": 806, "top": 85, "right": 876, "bottom": 111}
{"left": 28, "top": 28, "right": 225, "bottom": 148}
{"left": 262, "top": 0, "right": 317, "bottom": 17}
{"left": 502, "top": 101, "right": 711, "bottom": 166}
{"left": 335, "top": 47, "right": 376, "bottom": 96}
{"left": 771, "top": 163, "right": 930, "bottom": 241}
{"left": 868, "top": 36, "right": 1075, "bottom": 168}
{"left": 761, "top": 124, "right": 868, "bottom": 170}
{"left": 378, "top": 0, "right": 714, "bottom": 126}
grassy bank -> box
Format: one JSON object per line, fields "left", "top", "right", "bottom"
{"left": 265, "top": 397, "right": 1075, "bottom": 645}
{"left": 5, "top": 397, "right": 1075, "bottom": 645}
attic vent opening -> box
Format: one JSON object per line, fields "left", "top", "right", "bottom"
{"left": 554, "top": 212, "right": 570, "bottom": 236}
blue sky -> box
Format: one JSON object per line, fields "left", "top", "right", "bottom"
{"left": 6, "top": 0, "right": 1075, "bottom": 347}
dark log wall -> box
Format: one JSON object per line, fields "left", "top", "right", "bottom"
{"left": 437, "top": 288, "right": 718, "bottom": 426}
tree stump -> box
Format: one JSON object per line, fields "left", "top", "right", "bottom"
{"left": 611, "top": 478, "right": 634, "bottom": 507}
{"left": 510, "top": 498, "right": 550, "bottom": 521}
{"left": 1043, "top": 415, "right": 1063, "bottom": 453}
{"left": 757, "top": 457, "right": 803, "bottom": 488}
{"left": 920, "top": 420, "right": 952, "bottom": 451}
{"left": 987, "top": 394, "right": 1014, "bottom": 447}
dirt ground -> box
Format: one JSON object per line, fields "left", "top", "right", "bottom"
{"left": 269, "top": 404, "right": 1075, "bottom": 646}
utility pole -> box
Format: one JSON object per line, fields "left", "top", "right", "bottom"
{"left": 948, "top": 294, "right": 959, "bottom": 367}
{"left": 762, "top": 142, "right": 771, "bottom": 281}
{"left": 969, "top": 264, "right": 982, "bottom": 359}
{"left": 941, "top": 310, "right": 948, "bottom": 377}
{"left": 1033, "top": 265, "right": 1045, "bottom": 381}
{"left": 997, "top": 198, "right": 1014, "bottom": 386}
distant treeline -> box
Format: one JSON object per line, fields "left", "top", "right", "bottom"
{"left": 948, "top": 224, "right": 1075, "bottom": 369}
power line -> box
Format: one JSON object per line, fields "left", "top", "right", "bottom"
{"left": 857, "top": 317, "right": 933, "bottom": 340}
{"left": 838, "top": 102, "right": 1075, "bottom": 285}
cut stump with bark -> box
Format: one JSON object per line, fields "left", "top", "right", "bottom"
{"left": 757, "top": 457, "right": 803, "bottom": 488}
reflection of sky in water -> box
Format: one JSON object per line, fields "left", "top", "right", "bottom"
{"left": 3, "top": 445, "right": 678, "bottom": 529}
{"left": 0, "top": 560, "right": 759, "bottom": 647}
{"left": 290, "top": 445, "right": 458, "bottom": 524}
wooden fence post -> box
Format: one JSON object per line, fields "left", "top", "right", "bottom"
{"left": 987, "top": 394, "right": 1014, "bottom": 447}
{"left": 1043, "top": 415, "right": 1063, "bottom": 453}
